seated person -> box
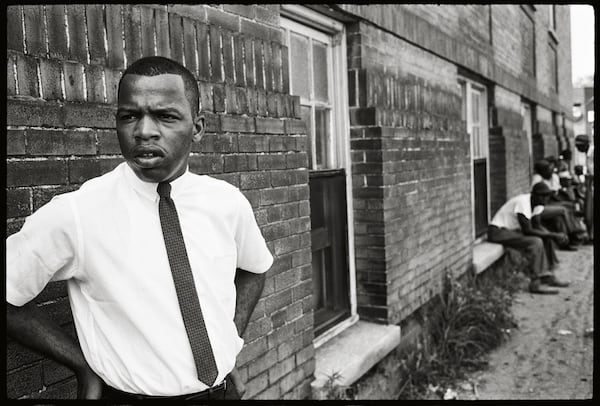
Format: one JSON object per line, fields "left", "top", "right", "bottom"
{"left": 531, "top": 159, "right": 587, "bottom": 247}
{"left": 487, "top": 182, "right": 570, "bottom": 295}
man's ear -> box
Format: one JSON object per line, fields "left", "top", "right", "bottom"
{"left": 192, "top": 114, "right": 205, "bottom": 142}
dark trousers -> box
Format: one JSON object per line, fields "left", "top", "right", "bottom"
{"left": 102, "top": 374, "right": 240, "bottom": 401}
{"left": 487, "top": 225, "right": 556, "bottom": 280}
{"left": 541, "top": 203, "right": 587, "bottom": 242}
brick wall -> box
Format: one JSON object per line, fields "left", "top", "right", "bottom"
{"left": 347, "top": 21, "right": 472, "bottom": 324}
{"left": 6, "top": 4, "right": 314, "bottom": 400}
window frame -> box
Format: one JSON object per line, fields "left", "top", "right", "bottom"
{"left": 281, "top": 6, "right": 358, "bottom": 347}
{"left": 459, "top": 77, "right": 490, "bottom": 240}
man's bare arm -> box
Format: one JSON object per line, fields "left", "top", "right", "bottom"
{"left": 229, "top": 269, "right": 266, "bottom": 397}
{"left": 518, "top": 214, "right": 568, "bottom": 245}
{"left": 233, "top": 269, "right": 266, "bottom": 337}
{"left": 6, "top": 302, "right": 103, "bottom": 399}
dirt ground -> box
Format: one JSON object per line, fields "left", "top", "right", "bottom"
{"left": 451, "top": 243, "right": 594, "bottom": 400}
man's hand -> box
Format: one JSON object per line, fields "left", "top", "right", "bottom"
{"left": 552, "top": 232, "right": 569, "bottom": 246}
{"left": 76, "top": 365, "right": 104, "bottom": 399}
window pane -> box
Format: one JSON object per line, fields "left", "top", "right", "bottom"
{"left": 460, "top": 82, "right": 467, "bottom": 122}
{"left": 301, "top": 105, "right": 314, "bottom": 169}
{"left": 312, "top": 41, "right": 329, "bottom": 102}
{"left": 315, "top": 107, "right": 331, "bottom": 169}
{"left": 290, "top": 33, "right": 311, "bottom": 99}
{"left": 471, "top": 92, "right": 480, "bottom": 123}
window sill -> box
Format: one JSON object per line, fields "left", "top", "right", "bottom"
{"left": 472, "top": 241, "right": 505, "bottom": 274}
{"left": 310, "top": 320, "right": 401, "bottom": 399}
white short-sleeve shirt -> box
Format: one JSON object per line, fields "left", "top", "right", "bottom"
{"left": 6, "top": 162, "right": 273, "bottom": 396}
{"left": 490, "top": 193, "right": 544, "bottom": 230}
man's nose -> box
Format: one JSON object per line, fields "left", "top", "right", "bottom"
{"left": 134, "top": 115, "right": 160, "bottom": 140}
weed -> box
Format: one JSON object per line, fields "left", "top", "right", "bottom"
{"left": 397, "top": 269, "right": 519, "bottom": 399}
{"left": 323, "top": 371, "right": 355, "bottom": 400}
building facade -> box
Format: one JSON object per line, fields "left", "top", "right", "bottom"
{"left": 6, "top": 4, "right": 574, "bottom": 399}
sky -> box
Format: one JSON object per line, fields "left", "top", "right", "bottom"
{"left": 570, "top": 4, "right": 595, "bottom": 85}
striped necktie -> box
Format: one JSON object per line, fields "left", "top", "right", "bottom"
{"left": 157, "top": 181, "right": 218, "bottom": 386}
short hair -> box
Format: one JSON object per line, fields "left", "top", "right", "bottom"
{"left": 560, "top": 149, "right": 572, "bottom": 161}
{"left": 118, "top": 56, "right": 199, "bottom": 115}
{"left": 534, "top": 159, "right": 550, "bottom": 174}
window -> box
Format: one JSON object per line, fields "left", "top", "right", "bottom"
{"left": 460, "top": 77, "right": 489, "bottom": 239}
{"left": 522, "top": 8, "right": 536, "bottom": 77}
{"left": 521, "top": 102, "right": 534, "bottom": 177}
{"left": 281, "top": 7, "right": 356, "bottom": 341}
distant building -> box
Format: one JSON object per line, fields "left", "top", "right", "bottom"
{"left": 6, "top": 4, "right": 575, "bottom": 400}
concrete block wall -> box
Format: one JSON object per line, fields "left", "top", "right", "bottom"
{"left": 6, "top": 4, "right": 314, "bottom": 400}
{"left": 347, "top": 19, "right": 472, "bottom": 324}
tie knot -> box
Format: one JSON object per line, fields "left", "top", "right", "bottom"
{"left": 157, "top": 182, "right": 171, "bottom": 198}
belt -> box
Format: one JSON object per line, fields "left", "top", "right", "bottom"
{"left": 103, "top": 379, "right": 227, "bottom": 400}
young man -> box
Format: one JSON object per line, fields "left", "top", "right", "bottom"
{"left": 531, "top": 159, "right": 586, "bottom": 248}
{"left": 487, "top": 182, "right": 570, "bottom": 294}
{"left": 6, "top": 56, "right": 273, "bottom": 400}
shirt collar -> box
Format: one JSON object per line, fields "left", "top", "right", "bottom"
{"left": 121, "top": 162, "right": 192, "bottom": 203}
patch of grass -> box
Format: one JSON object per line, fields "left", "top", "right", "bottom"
{"left": 397, "top": 269, "right": 520, "bottom": 399}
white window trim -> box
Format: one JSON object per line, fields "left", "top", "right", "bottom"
{"left": 460, "top": 77, "right": 490, "bottom": 241}
{"left": 281, "top": 7, "right": 358, "bottom": 347}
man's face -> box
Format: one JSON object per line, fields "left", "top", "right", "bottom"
{"left": 575, "top": 141, "right": 589, "bottom": 153}
{"left": 532, "top": 193, "right": 550, "bottom": 207}
{"left": 538, "top": 165, "right": 553, "bottom": 179}
{"left": 116, "top": 73, "right": 203, "bottom": 183}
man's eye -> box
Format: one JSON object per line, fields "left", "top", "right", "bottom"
{"left": 118, "top": 114, "right": 137, "bottom": 121}
{"left": 160, "top": 114, "right": 178, "bottom": 121}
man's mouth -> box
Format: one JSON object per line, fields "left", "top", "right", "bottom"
{"left": 132, "top": 148, "right": 165, "bottom": 167}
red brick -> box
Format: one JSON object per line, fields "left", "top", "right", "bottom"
{"left": 244, "top": 38, "right": 255, "bottom": 88}
{"left": 46, "top": 5, "right": 68, "bottom": 60}
{"left": 63, "top": 61, "right": 86, "bottom": 102}
{"left": 7, "top": 129, "right": 27, "bottom": 155}
{"left": 123, "top": 5, "right": 143, "bottom": 64}
{"left": 7, "top": 159, "right": 68, "bottom": 187}
{"left": 6, "top": 341, "right": 44, "bottom": 371}
{"left": 254, "top": 6, "right": 280, "bottom": 27}
{"left": 238, "top": 134, "right": 269, "bottom": 152}
{"left": 268, "top": 355, "right": 295, "bottom": 383}
{"left": 260, "top": 187, "right": 289, "bottom": 206}
{"left": 254, "top": 40, "right": 265, "bottom": 90}
{"left": 236, "top": 87, "right": 249, "bottom": 115}
{"left": 66, "top": 5, "right": 87, "bottom": 62}
{"left": 15, "top": 54, "right": 39, "bottom": 98}
{"left": 233, "top": 33, "right": 245, "bottom": 87}
{"left": 206, "top": 6, "right": 240, "bottom": 32}
{"left": 244, "top": 316, "right": 272, "bottom": 343}
{"left": 23, "top": 5, "right": 46, "bottom": 57}
{"left": 256, "top": 117, "right": 285, "bottom": 134}
{"left": 68, "top": 158, "right": 102, "bottom": 184}
{"left": 85, "top": 64, "right": 105, "bottom": 103}
{"left": 7, "top": 365, "right": 43, "bottom": 399}
{"left": 244, "top": 371, "right": 269, "bottom": 399}
{"left": 42, "top": 359, "right": 74, "bottom": 386}
{"left": 7, "top": 6, "right": 24, "bottom": 52}
{"left": 140, "top": 7, "right": 156, "bottom": 58}
{"left": 257, "top": 154, "right": 287, "bottom": 170}
{"left": 63, "top": 103, "right": 116, "bottom": 128}
{"left": 193, "top": 133, "right": 236, "bottom": 153}
{"left": 247, "top": 347, "right": 277, "bottom": 379}
{"left": 27, "top": 129, "right": 65, "bottom": 155}
{"left": 212, "top": 83, "right": 226, "bottom": 112}
{"left": 106, "top": 5, "right": 125, "bottom": 69}
{"left": 168, "top": 4, "right": 206, "bottom": 21}
{"left": 154, "top": 7, "right": 171, "bottom": 58}
{"left": 263, "top": 41, "right": 273, "bottom": 92}
{"left": 236, "top": 336, "right": 268, "bottom": 366}
{"left": 223, "top": 4, "right": 255, "bottom": 19}
{"left": 222, "top": 29, "right": 235, "bottom": 84}
{"left": 196, "top": 23, "right": 210, "bottom": 80}
{"left": 7, "top": 55, "right": 17, "bottom": 96}
{"left": 97, "top": 130, "right": 121, "bottom": 154}
{"left": 188, "top": 154, "right": 223, "bottom": 174}
{"left": 6, "top": 188, "right": 32, "bottom": 218}
{"left": 240, "top": 172, "right": 270, "bottom": 189}
{"left": 209, "top": 25, "right": 223, "bottom": 82}
{"left": 168, "top": 13, "right": 184, "bottom": 65}
{"left": 39, "top": 58, "right": 63, "bottom": 101}
{"left": 64, "top": 130, "right": 97, "bottom": 155}
{"left": 266, "top": 323, "right": 295, "bottom": 349}
{"left": 183, "top": 17, "right": 197, "bottom": 73}
{"left": 225, "top": 84, "right": 239, "bottom": 114}
{"left": 86, "top": 5, "right": 107, "bottom": 65}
